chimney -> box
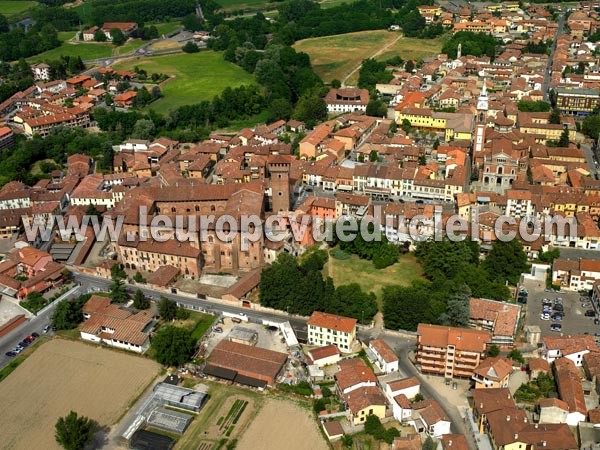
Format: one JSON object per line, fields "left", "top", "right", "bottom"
{"left": 480, "top": 403, "right": 484, "bottom": 409}
{"left": 542, "top": 441, "right": 547, "bottom": 447}
{"left": 514, "top": 433, "right": 518, "bottom": 440}
{"left": 507, "top": 415, "right": 511, "bottom": 422}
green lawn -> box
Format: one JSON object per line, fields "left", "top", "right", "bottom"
{"left": 27, "top": 39, "right": 147, "bottom": 63}
{"left": 187, "top": 311, "right": 214, "bottom": 341}
{"left": 113, "top": 51, "right": 256, "bottom": 114}
{"left": 58, "top": 31, "right": 76, "bottom": 42}
{"left": 28, "top": 42, "right": 114, "bottom": 63}
{"left": 0, "top": 0, "right": 37, "bottom": 17}
{"left": 215, "top": 0, "right": 273, "bottom": 9}
{"left": 326, "top": 252, "right": 424, "bottom": 302}
{"left": 155, "top": 21, "right": 182, "bottom": 36}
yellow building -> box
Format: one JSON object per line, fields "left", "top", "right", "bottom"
{"left": 417, "top": 5, "right": 442, "bottom": 16}
{"left": 343, "top": 387, "right": 387, "bottom": 425}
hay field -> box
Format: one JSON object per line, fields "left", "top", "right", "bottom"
{"left": 0, "top": 339, "right": 160, "bottom": 450}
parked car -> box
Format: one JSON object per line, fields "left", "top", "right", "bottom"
{"left": 585, "top": 310, "right": 596, "bottom": 317}
{"left": 540, "top": 313, "right": 551, "bottom": 321}
{"left": 13, "top": 347, "right": 22, "bottom": 354}
{"left": 19, "top": 340, "right": 29, "bottom": 347}
{"left": 553, "top": 305, "right": 564, "bottom": 312}
{"left": 551, "top": 314, "right": 563, "bottom": 321}
{"left": 583, "top": 302, "right": 592, "bottom": 308}
{"left": 550, "top": 323, "right": 562, "bottom": 332}
{"left": 31, "top": 332, "right": 39, "bottom": 338}
{"left": 5, "top": 351, "right": 16, "bottom": 357}
{"left": 214, "top": 327, "right": 223, "bottom": 333}
{"left": 42, "top": 325, "right": 50, "bottom": 333}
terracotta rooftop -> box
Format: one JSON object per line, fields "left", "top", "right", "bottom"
{"left": 335, "top": 358, "right": 376, "bottom": 392}
{"left": 307, "top": 344, "right": 340, "bottom": 364}
{"left": 473, "top": 357, "right": 513, "bottom": 382}
{"left": 307, "top": 311, "right": 357, "bottom": 333}
{"left": 369, "top": 339, "right": 398, "bottom": 363}
{"left": 417, "top": 323, "right": 490, "bottom": 353}
{"left": 343, "top": 385, "right": 386, "bottom": 414}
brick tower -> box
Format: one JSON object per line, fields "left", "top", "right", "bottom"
{"left": 269, "top": 156, "right": 291, "bottom": 213}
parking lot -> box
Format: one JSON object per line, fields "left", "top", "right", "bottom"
{"left": 522, "top": 279, "right": 600, "bottom": 338}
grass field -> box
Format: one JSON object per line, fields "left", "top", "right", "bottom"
{"left": 113, "top": 51, "right": 256, "bottom": 114}
{"left": 216, "top": 0, "right": 273, "bottom": 9}
{"left": 326, "top": 252, "right": 424, "bottom": 302}
{"left": 28, "top": 38, "right": 147, "bottom": 63}
{"left": 0, "top": 339, "right": 160, "bottom": 450}
{"left": 0, "top": 0, "right": 37, "bottom": 17}
{"left": 294, "top": 30, "right": 444, "bottom": 83}
{"left": 155, "top": 21, "right": 182, "bottom": 36}
{"left": 375, "top": 34, "right": 445, "bottom": 63}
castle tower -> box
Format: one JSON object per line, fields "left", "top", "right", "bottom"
{"left": 474, "top": 73, "right": 489, "bottom": 154}
{"left": 269, "top": 157, "right": 291, "bottom": 213}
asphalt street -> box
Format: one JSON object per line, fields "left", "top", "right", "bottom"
{"left": 0, "top": 285, "right": 80, "bottom": 368}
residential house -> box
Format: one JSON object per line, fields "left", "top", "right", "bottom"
{"left": 307, "top": 311, "right": 357, "bottom": 352}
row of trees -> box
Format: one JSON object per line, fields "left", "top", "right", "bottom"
{"left": 441, "top": 31, "right": 499, "bottom": 60}
{"left": 259, "top": 251, "right": 378, "bottom": 322}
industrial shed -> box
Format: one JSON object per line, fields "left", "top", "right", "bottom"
{"left": 205, "top": 340, "right": 287, "bottom": 387}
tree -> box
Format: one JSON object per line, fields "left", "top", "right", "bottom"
{"left": 0, "top": 14, "right": 9, "bottom": 34}
{"left": 182, "top": 42, "right": 200, "bottom": 53}
{"left": 558, "top": 126, "right": 570, "bottom": 147}
{"left": 110, "top": 263, "right": 126, "bottom": 280}
{"left": 133, "top": 289, "right": 149, "bottom": 309}
{"left": 110, "top": 28, "right": 126, "bottom": 46}
{"left": 366, "top": 99, "right": 387, "bottom": 117}
{"left": 509, "top": 349, "right": 524, "bottom": 364}
{"left": 401, "top": 119, "right": 411, "bottom": 134}
{"left": 55, "top": 411, "right": 94, "bottom": 450}
{"left": 439, "top": 284, "right": 471, "bottom": 327}
{"left": 483, "top": 239, "right": 530, "bottom": 285}
{"left": 176, "top": 306, "right": 190, "bottom": 320}
{"left": 151, "top": 325, "right": 195, "bottom": 366}
{"left": 364, "top": 415, "right": 386, "bottom": 440}
{"left": 331, "top": 79, "right": 341, "bottom": 88}
{"left": 517, "top": 100, "right": 551, "bottom": 112}
{"left": 413, "top": 393, "right": 424, "bottom": 402}
{"left": 109, "top": 278, "right": 129, "bottom": 303}
{"left": 269, "top": 98, "right": 293, "bottom": 121}
{"left": 404, "top": 60, "right": 415, "bottom": 73}
{"left": 131, "top": 118, "right": 155, "bottom": 140}
{"left": 158, "top": 296, "right": 178, "bottom": 321}
{"left": 94, "top": 30, "right": 107, "bottom": 42}
{"left": 369, "top": 150, "right": 380, "bottom": 162}
{"left": 422, "top": 436, "right": 436, "bottom": 450}
{"left": 549, "top": 107, "right": 561, "bottom": 124}
{"left": 293, "top": 93, "right": 327, "bottom": 127}
{"left": 133, "top": 271, "right": 146, "bottom": 283}
{"left": 582, "top": 113, "right": 600, "bottom": 139}
{"left": 418, "top": 154, "right": 427, "bottom": 165}
{"left": 487, "top": 344, "right": 500, "bottom": 357}
{"left": 52, "top": 295, "right": 87, "bottom": 330}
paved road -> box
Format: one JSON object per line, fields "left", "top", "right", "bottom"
{"left": 0, "top": 286, "right": 80, "bottom": 369}
{"left": 581, "top": 140, "right": 600, "bottom": 179}
{"left": 542, "top": 12, "right": 565, "bottom": 101}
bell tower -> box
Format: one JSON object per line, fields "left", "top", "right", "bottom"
{"left": 474, "top": 73, "right": 489, "bottom": 154}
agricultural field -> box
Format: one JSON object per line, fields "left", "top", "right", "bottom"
{"left": 236, "top": 398, "right": 328, "bottom": 450}
{"left": 113, "top": 51, "right": 256, "bottom": 114}
{"left": 326, "top": 251, "right": 424, "bottom": 302}
{"left": 294, "top": 30, "right": 444, "bottom": 84}
{"left": 0, "top": 0, "right": 37, "bottom": 18}
{"left": 0, "top": 339, "right": 160, "bottom": 450}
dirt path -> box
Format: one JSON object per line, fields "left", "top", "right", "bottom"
{"left": 341, "top": 33, "right": 402, "bottom": 87}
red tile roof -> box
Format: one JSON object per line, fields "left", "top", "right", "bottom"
{"left": 307, "top": 311, "right": 357, "bottom": 333}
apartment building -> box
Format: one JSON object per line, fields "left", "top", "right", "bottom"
{"left": 416, "top": 323, "right": 491, "bottom": 379}
{"left": 307, "top": 311, "right": 357, "bottom": 352}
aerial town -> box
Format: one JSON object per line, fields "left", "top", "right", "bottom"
{"left": 1, "top": 0, "right": 600, "bottom": 449}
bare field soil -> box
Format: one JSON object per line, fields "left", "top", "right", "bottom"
{"left": 0, "top": 339, "right": 160, "bottom": 450}
{"left": 236, "top": 398, "right": 328, "bottom": 450}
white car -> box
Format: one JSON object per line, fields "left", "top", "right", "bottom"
{"left": 540, "top": 313, "right": 550, "bottom": 321}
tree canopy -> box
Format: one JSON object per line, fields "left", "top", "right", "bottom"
{"left": 151, "top": 325, "right": 196, "bottom": 367}
{"left": 55, "top": 411, "right": 94, "bottom": 450}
